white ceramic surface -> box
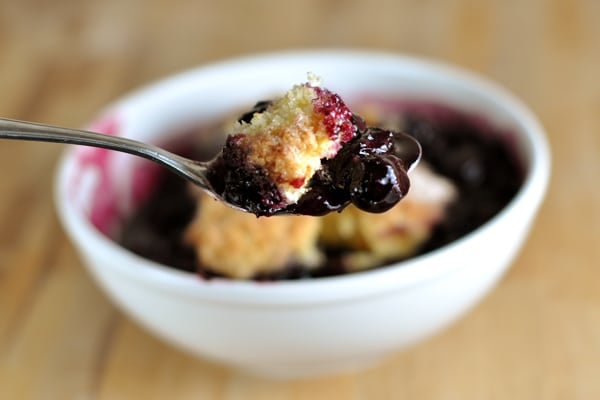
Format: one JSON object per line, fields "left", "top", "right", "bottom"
{"left": 55, "top": 50, "right": 550, "bottom": 378}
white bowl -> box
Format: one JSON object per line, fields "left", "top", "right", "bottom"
{"left": 55, "top": 50, "right": 550, "bottom": 378}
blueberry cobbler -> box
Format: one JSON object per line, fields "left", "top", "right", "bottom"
{"left": 119, "top": 79, "right": 523, "bottom": 280}
{"left": 206, "top": 74, "right": 420, "bottom": 217}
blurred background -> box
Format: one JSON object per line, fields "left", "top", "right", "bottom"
{"left": 0, "top": 0, "right": 598, "bottom": 399}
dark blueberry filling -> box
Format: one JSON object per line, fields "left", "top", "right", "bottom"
{"left": 118, "top": 101, "right": 524, "bottom": 280}
{"left": 282, "top": 125, "right": 417, "bottom": 216}
{"left": 119, "top": 169, "right": 198, "bottom": 273}
{"left": 206, "top": 133, "right": 287, "bottom": 216}
{"left": 398, "top": 104, "right": 523, "bottom": 250}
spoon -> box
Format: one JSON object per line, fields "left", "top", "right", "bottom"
{"left": 0, "top": 117, "right": 422, "bottom": 216}
{"left": 0, "top": 117, "right": 246, "bottom": 212}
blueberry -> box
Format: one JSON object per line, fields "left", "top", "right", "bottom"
{"left": 349, "top": 155, "right": 409, "bottom": 213}
{"left": 357, "top": 128, "right": 394, "bottom": 157}
{"left": 237, "top": 100, "right": 273, "bottom": 123}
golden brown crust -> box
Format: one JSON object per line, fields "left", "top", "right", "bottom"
{"left": 185, "top": 193, "right": 322, "bottom": 279}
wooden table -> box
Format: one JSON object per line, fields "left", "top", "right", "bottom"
{"left": 0, "top": 1, "right": 598, "bottom": 398}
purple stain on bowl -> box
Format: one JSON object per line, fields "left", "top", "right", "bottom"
{"left": 69, "top": 113, "right": 122, "bottom": 235}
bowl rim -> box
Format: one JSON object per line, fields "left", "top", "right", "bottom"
{"left": 54, "top": 49, "right": 551, "bottom": 306}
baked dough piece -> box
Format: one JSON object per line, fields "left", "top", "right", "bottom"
{"left": 320, "top": 163, "right": 456, "bottom": 271}
{"left": 185, "top": 193, "right": 322, "bottom": 279}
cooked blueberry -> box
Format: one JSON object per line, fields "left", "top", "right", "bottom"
{"left": 237, "top": 100, "right": 273, "bottom": 123}
{"left": 349, "top": 156, "right": 408, "bottom": 213}
{"left": 357, "top": 128, "right": 394, "bottom": 156}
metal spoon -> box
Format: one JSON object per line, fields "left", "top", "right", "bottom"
{"left": 0, "top": 117, "right": 422, "bottom": 216}
{"left": 0, "top": 117, "right": 246, "bottom": 212}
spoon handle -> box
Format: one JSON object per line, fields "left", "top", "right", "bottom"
{"left": 0, "top": 117, "right": 211, "bottom": 188}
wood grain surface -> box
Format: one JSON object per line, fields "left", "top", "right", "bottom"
{"left": 0, "top": 0, "right": 598, "bottom": 399}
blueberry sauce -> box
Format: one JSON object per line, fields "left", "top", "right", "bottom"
{"left": 206, "top": 133, "right": 288, "bottom": 215}
{"left": 118, "top": 101, "right": 524, "bottom": 280}
{"left": 281, "top": 125, "right": 417, "bottom": 216}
